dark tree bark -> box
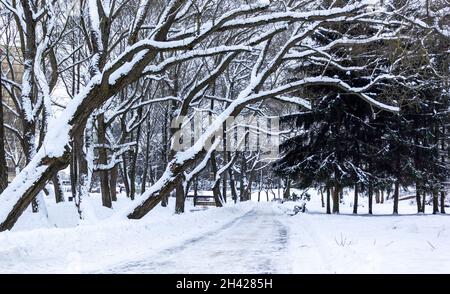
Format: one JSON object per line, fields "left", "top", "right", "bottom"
{"left": 332, "top": 184, "right": 340, "bottom": 214}
{"left": 52, "top": 174, "right": 64, "bottom": 203}
{"left": 210, "top": 150, "right": 223, "bottom": 207}
{"left": 110, "top": 165, "right": 118, "bottom": 201}
{"left": 421, "top": 192, "right": 426, "bottom": 213}
{"left": 283, "top": 177, "right": 291, "bottom": 200}
{"left": 432, "top": 189, "right": 439, "bottom": 214}
{"left": 393, "top": 180, "right": 399, "bottom": 214}
{"left": 0, "top": 62, "right": 8, "bottom": 193}
{"left": 70, "top": 142, "right": 78, "bottom": 200}
{"left": 320, "top": 187, "right": 325, "bottom": 208}
{"left": 141, "top": 121, "right": 151, "bottom": 195}
{"left": 0, "top": 151, "right": 70, "bottom": 231}
{"left": 129, "top": 114, "right": 142, "bottom": 200}
{"left": 375, "top": 190, "right": 380, "bottom": 204}
{"left": 239, "top": 154, "right": 246, "bottom": 201}
{"left": 222, "top": 125, "right": 228, "bottom": 203}
{"left": 368, "top": 182, "right": 373, "bottom": 215}
{"left": 97, "top": 113, "right": 112, "bottom": 208}
{"left": 174, "top": 179, "right": 185, "bottom": 214}
{"left": 120, "top": 155, "right": 130, "bottom": 198}
{"left": 326, "top": 186, "right": 331, "bottom": 214}
{"left": 353, "top": 183, "right": 358, "bottom": 214}
{"left": 228, "top": 168, "right": 238, "bottom": 204}
{"left": 193, "top": 177, "right": 198, "bottom": 207}
{"left": 160, "top": 106, "right": 169, "bottom": 207}
{"left": 415, "top": 183, "right": 422, "bottom": 213}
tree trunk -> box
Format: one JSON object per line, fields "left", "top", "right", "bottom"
{"left": 174, "top": 179, "right": 185, "bottom": 214}
{"left": 381, "top": 190, "right": 384, "bottom": 204}
{"left": 161, "top": 106, "right": 169, "bottom": 207}
{"left": 70, "top": 143, "right": 78, "bottom": 201}
{"left": 222, "top": 126, "right": 228, "bottom": 203}
{"left": 228, "top": 168, "right": 237, "bottom": 203}
{"left": 239, "top": 154, "right": 246, "bottom": 202}
{"left": 368, "top": 183, "right": 373, "bottom": 215}
{"left": 421, "top": 192, "right": 426, "bottom": 213}
{"left": 120, "top": 158, "right": 131, "bottom": 198}
{"left": 283, "top": 177, "right": 291, "bottom": 200}
{"left": 393, "top": 180, "right": 399, "bottom": 214}
{"left": 353, "top": 183, "right": 358, "bottom": 214}
{"left": 245, "top": 171, "right": 254, "bottom": 202}
{"left": 0, "top": 153, "right": 70, "bottom": 231}
{"left": 110, "top": 165, "right": 118, "bottom": 201}
{"left": 129, "top": 121, "right": 142, "bottom": 200}
{"left": 74, "top": 120, "right": 93, "bottom": 219}
{"left": 193, "top": 177, "right": 198, "bottom": 207}
{"left": 332, "top": 184, "right": 340, "bottom": 214}
{"left": 210, "top": 151, "right": 223, "bottom": 207}
{"left": 415, "top": 183, "right": 422, "bottom": 213}
{"left": 97, "top": 113, "right": 112, "bottom": 208}
{"left": 433, "top": 189, "right": 439, "bottom": 214}
{"left": 326, "top": 186, "right": 331, "bottom": 214}
{"left": 141, "top": 122, "right": 151, "bottom": 195}
{"left": 320, "top": 188, "right": 325, "bottom": 208}
{"left": 23, "top": 119, "right": 39, "bottom": 213}
{"left": 53, "top": 173, "right": 64, "bottom": 203}
{"left": 440, "top": 191, "right": 446, "bottom": 214}
{"left": 0, "top": 63, "right": 8, "bottom": 193}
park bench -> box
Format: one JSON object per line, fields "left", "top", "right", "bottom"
{"left": 186, "top": 193, "right": 216, "bottom": 207}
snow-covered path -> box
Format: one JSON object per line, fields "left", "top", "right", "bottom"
{"left": 98, "top": 206, "right": 291, "bottom": 274}
{"left": 4, "top": 194, "right": 450, "bottom": 274}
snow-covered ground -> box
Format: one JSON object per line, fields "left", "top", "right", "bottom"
{"left": 1, "top": 189, "right": 450, "bottom": 273}
{"left": 281, "top": 192, "right": 450, "bottom": 273}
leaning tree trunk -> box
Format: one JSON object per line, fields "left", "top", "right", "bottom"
{"left": 0, "top": 150, "right": 70, "bottom": 231}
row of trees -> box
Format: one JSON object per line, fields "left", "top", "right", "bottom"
{"left": 274, "top": 0, "right": 450, "bottom": 215}
{"left": 0, "top": 0, "right": 448, "bottom": 231}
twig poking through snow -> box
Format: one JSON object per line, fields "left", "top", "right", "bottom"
{"left": 427, "top": 241, "right": 436, "bottom": 251}
{"left": 335, "top": 233, "right": 352, "bottom": 247}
